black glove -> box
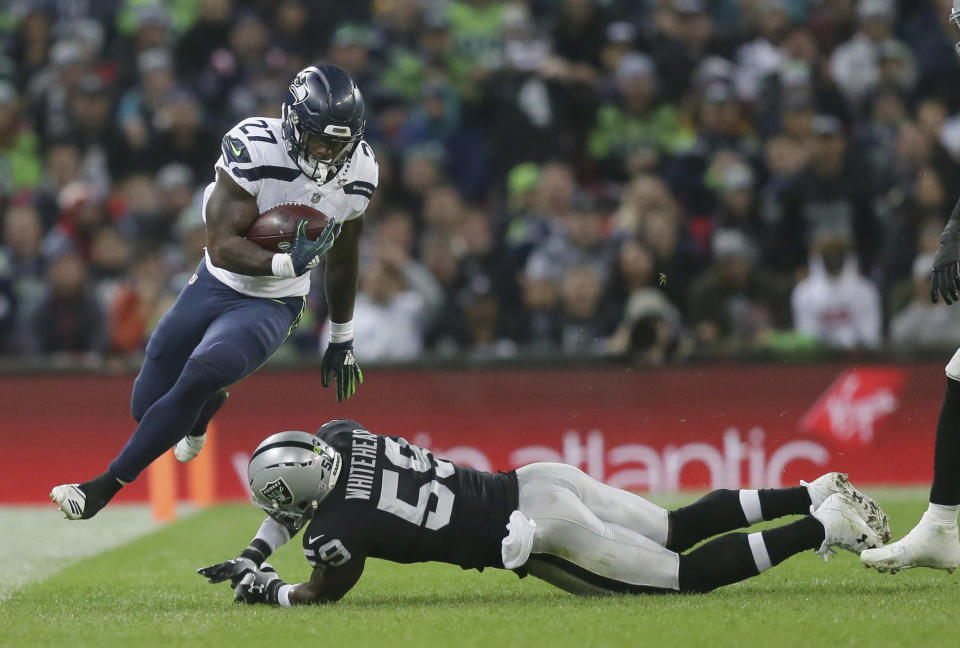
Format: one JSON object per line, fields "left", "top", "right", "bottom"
{"left": 290, "top": 217, "right": 341, "bottom": 276}
{"left": 197, "top": 554, "right": 258, "bottom": 585}
{"left": 322, "top": 340, "right": 363, "bottom": 402}
{"left": 234, "top": 563, "right": 285, "bottom": 605}
{"left": 932, "top": 220, "right": 960, "bottom": 305}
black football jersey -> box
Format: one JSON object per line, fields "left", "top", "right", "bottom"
{"left": 301, "top": 420, "right": 519, "bottom": 572}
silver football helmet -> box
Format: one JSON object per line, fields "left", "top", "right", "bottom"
{"left": 247, "top": 431, "right": 342, "bottom": 525}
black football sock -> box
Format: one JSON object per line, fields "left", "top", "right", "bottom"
{"left": 77, "top": 471, "right": 125, "bottom": 519}
{"left": 931, "top": 378, "right": 960, "bottom": 505}
{"left": 677, "top": 517, "right": 824, "bottom": 593}
{"left": 761, "top": 516, "right": 825, "bottom": 565}
{"left": 668, "top": 489, "right": 748, "bottom": 552}
{"left": 187, "top": 389, "right": 228, "bottom": 438}
{"left": 668, "top": 487, "right": 814, "bottom": 552}
{"left": 757, "top": 487, "right": 812, "bottom": 518}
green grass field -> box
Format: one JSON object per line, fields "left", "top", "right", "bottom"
{"left": 2, "top": 490, "right": 957, "bottom": 648}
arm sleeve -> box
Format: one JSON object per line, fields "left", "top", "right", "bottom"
{"left": 254, "top": 516, "right": 295, "bottom": 555}
{"left": 214, "top": 123, "right": 265, "bottom": 197}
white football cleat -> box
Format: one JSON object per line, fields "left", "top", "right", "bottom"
{"left": 811, "top": 492, "right": 885, "bottom": 562}
{"left": 861, "top": 513, "right": 960, "bottom": 574}
{"left": 174, "top": 433, "right": 206, "bottom": 463}
{"left": 801, "top": 472, "right": 890, "bottom": 543}
{"left": 50, "top": 484, "right": 87, "bottom": 520}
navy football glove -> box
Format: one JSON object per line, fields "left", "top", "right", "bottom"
{"left": 234, "top": 563, "right": 285, "bottom": 605}
{"left": 289, "top": 217, "right": 341, "bottom": 276}
{"left": 322, "top": 340, "right": 363, "bottom": 402}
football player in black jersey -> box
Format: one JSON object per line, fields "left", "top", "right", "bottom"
{"left": 199, "top": 420, "right": 890, "bottom": 605}
{"left": 860, "top": 1, "right": 960, "bottom": 575}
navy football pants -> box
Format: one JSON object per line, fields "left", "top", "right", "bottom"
{"left": 109, "top": 262, "right": 304, "bottom": 482}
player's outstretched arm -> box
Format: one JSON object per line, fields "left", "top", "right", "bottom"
{"left": 290, "top": 556, "right": 366, "bottom": 605}
{"left": 932, "top": 195, "right": 960, "bottom": 305}
{"left": 205, "top": 169, "right": 276, "bottom": 276}
{"left": 232, "top": 556, "right": 366, "bottom": 606}
{"left": 198, "top": 516, "right": 301, "bottom": 585}
{"left": 323, "top": 216, "right": 364, "bottom": 401}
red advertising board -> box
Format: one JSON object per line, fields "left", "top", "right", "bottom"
{"left": 0, "top": 362, "right": 944, "bottom": 503}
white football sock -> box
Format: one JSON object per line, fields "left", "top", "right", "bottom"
{"left": 926, "top": 503, "right": 960, "bottom": 526}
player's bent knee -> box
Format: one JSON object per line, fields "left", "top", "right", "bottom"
{"left": 130, "top": 373, "right": 160, "bottom": 422}
{"left": 179, "top": 346, "right": 247, "bottom": 396}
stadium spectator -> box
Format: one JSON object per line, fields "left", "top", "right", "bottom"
{"left": 0, "top": 82, "right": 42, "bottom": 200}
{"left": 771, "top": 115, "right": 877, "bottom": 273}
{"left": 589, "top": 52, "right": 692, "bottom": 182}
{"left": 149, "top": 90, "right": 218, "bottom": 179}
{"left": 732, "top": 0, "right": 788, "bottom": 103}
{"left": 458, "top": 273, "right": 517, "bottom": 360}
{"left": 401, "top": 80, "right": 488, "bottom": 200}
{"left": 525, "top": 196, "right": 612, "bottom": 287}
{"left": 457, "top": 208, "right": 522, "bottom": 338}
{"left": 791, "top": 225, "right": 882, "bottom": 350}
{"left": 516, "top": 256, "right": 562, "bottom": 354}
{"left": 66, "top": 74, "right": 119, "bottom": 196}
{"left": 115, "top": 47, "right": 176, "bottom": 173}
{"left": 351, "top": 241, "right": 442, "bottom": 363}
{"left": 830, "top": 0, "right": 899, "bottom": 111}
{"left": 422, "top": 230, "right": 466, "bottom": 353}
{"left": 0, "top": 203, "right": 46, "bottom": 352}
{"left": 559, "top": 264, "right": 606, "bottom": 356}
{"left": 22, "top": 249, "right": 107, "bottom": 357}
{"left": 504, "top": 162, "right": 573, "bottom": 265}
{"left": 607, "top": 286, "right": 685, "bottom": 367}
{"left": 599, "top": 237, "right": 657, "bottom": 331}
{"left": 175, "top": 0, "right": 234, "bottom": 83}
{"left": 687, "top": 228, "right": 790, "bottom": 352}
{"left": 890, "top": 251, "right": 960, "bottom": 351}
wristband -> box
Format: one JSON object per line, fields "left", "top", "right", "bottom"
{"left": 329, "top": 320, "right": 354, "bottom": 343}
{"left": 272, "top": 253, "right": 296, "bottom": 278}
{"left": 277, "top": 584, "right": 293, "bottom": 608}
{"left": 240, "top": 543, "right": 268, "bottom": 565}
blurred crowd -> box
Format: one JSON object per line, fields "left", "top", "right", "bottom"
{"left": 2, "top": 0, "right": 960, "bottom": 367}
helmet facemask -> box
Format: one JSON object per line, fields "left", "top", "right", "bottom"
{"left": 282, "top": 104, "right": 361, "bottom": 183}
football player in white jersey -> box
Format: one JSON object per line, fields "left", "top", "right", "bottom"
{"left": 50, "top": 65, "right": 377, "bottom": 520}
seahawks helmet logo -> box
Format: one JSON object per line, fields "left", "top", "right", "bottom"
{"left": 260, "top": 478, "right": 294, "bottom": 505}
{"left": 289, "top": 67, "right": 320, "bottom": 105}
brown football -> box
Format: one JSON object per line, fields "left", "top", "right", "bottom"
{"left": 245, "top": 203, "right": 331, "bottom": 252}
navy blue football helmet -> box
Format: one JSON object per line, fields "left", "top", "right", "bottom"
{"left": 281, "top": 65, "right": 365, "bottom": 183}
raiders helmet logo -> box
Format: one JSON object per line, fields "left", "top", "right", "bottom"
{"left": 260, "top": 478, "right": 294, "bottom": 505}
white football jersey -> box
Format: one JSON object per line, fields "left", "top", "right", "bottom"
{"left": 201, "top": 117, "right": 378, "bottom": 298}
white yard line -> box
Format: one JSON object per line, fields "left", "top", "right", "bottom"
{"left": 0, "top": 504, "right": 165, "bottom": 603}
